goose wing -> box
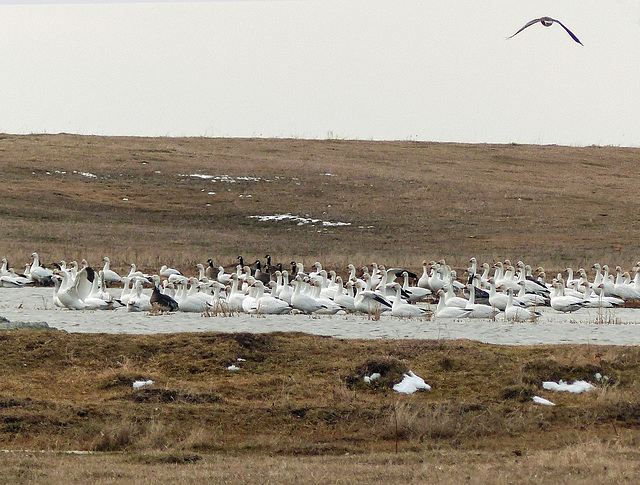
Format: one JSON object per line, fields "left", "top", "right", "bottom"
{"left": 552, "top": 18, "right": 583, "bottom": 45}
{"left": 507, "top": 18, "right": 542, "bottom": 39}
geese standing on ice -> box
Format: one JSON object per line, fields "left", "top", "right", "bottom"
{"left": 550, "top": 281, "right": 589, "bottom": 313}
{"left": 508, "top": 16, "right": 583, "bottom": 45}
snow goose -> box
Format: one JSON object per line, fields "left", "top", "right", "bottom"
{"left": 516, "top": 280, "right": 548, "bottom": 307}
{"left": 175, "top": 281, "right": 211, "bottom": 313}
{"left": 550, "top": 281, "right": 589, "bottom": 313}
{"left": 216, "top": 266, "right": 233, "bottom": 285}
{"left": 278, "top": 271, "right": 293, "bottom": 304}
{"left": 402, "top": 271, "right": 431, "bottom": 302}
{"left": 583, "top": 283, "right": 624, "bottom": 308}
{"left": 464, "top": 283, "right": 497, "bottom": 319}
{"left": 127, "top": 279, "right": 151, "bottom": 312}
{"left": 508, "top": 17, "right": 583, "bottom": 45}
{"left": 225, "top": 274, "right": 246, "bottom": 312}
{"left": 594, "top": 264, "right": 616, "bottom": 297}
{"left": 309, "top": 280, "right": 342, "bottom": 314}
{"left": 443, "top": 283, "right": 469, "bottom": 309}
{"left": 196, "top": 264, "right": 207, "bottom": 282}
{"left": 291, "top": 276, "right": 327, "bottom": 314}
{"left": 150, "top": 275, "right": 179, "bottom": 312}
{"left": 505, "top": 289, "right": 539, "bottom": 321}
{"left": 354, "top": 280, "right": 392, "bottom": 314}
{"left": 417, "top": 260, "right": 430, "bottom": 289}
{"left": 435, "top": 290, "right": 472, "bottom": 318}
{"left": 613, "top": 266, "right": 640, "bottom": 300}
{"left": 488, "top": 278, "right": 525, "bottom": 311}
{"left": 128, "top": 264, "right": 152, "bottom": 285}
{"left": 516, "top": 261, "right": 550, "bottom": 296}
{"left": 29, "top": 252, "right": 54, "bottom": 286}
{"left": 463, "top": 274, "right": 490, "bottom": 305}
{"left": 251, "top": 281, "right": 291, "bottom": 314}
{"left": 308, "top": 261, "right": 323, "bottom": 281}
{"left": 390, "top": 283, "right": 428, "bottom": 318}
{"left": 118, "top": 277, "right": 133, "bottom": 305}
{"left": 427, "top": 263, "right": 447, "bottom": 294}
{"left": 0, "top": 268, "right": 32, "bottom": 288}
{"left": 101, "top": 257, "right": 122, "bottom": 285}
{"left": 347, "top": 264, "right": 366, "bottom": 288}
{"left": 56, "top": 267, "right": 93, "bottom": 310}
{"left": 333, "top": 276, "right": 356, "bottom": 312}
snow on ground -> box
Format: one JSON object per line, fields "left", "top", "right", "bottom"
{"left": 2, "top": 287, "right": 640, "bottom": 344}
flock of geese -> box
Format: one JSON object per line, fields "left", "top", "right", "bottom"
{"left": 2, "top": 253, "right": 640, "bottom": 320}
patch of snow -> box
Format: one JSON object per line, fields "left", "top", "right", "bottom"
{"left": 248, "top": 214, "right": 351, "bottom": 227}
{"left": 532, "top": 396, "right": 555, "bottom": 406}
{"left": 132, "top": 379, "right": 153, "bottom": 389}
{"left": 542, "top": 380, "right": 594, "bottom": 393}
{"left": 227, "top": 364, "right": 240, "bottom": 371}
{"left": 73, "top": 170, "right": 97, "bottom": 178}
{"left": 363, "top": 372, "right": 381, "bottom": 383}
{"left": 393, "top": 371, "right": 431, "bottom": 394}
{"left": 179, "top": 174, "right": 265, "bottom": 183}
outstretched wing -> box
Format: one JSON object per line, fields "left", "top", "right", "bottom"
{"left": 507, "top": 18, "right": 542, "bottom": 39}
{"left": 552, "top": 18, "right": 583, "bottom": 45}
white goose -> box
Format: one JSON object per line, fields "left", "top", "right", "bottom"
{"left": 505, "top": 289, "right": 539, "bottom": 321}
{"left": 613, "top": 266, "right": 640, "bottom": 300}
{"left": 390, "top": 283, "right": 428, "bottom": 318}
{"left": 435, "top": 290, "right": 472, "bottom": 318}
{"left": 101, "top": 257, "right": 122, "bottom": 285}
{"left": 29, "top": 252, "right": 54, "bottom": 285}
{"left": 353, "top": 280, "right": 392, "bottom": 314}
{"left": 291, "top": 276, "right": 327, "bottom": 314}
{"left": 550, "top": 281, "right": 589, "bottom": 313}
{"left": 402, "top": 271, "right": 431, "bottom": 302}
{"left": 160, "top": 264, "right": 182, "bottom": 278}
{"left": 252, "top": 281, "right": 291, "bottom": 314}
{"left": 127, "top": 279, "right": 151, "bottom": 312}
{"left": 583, "top": 283, "right": 624, "bottom": 308}
{"left": 56, "top": 267, "right": 94, "bottom": 310}
{"left": 176, "top": 281, "right": 211, "bottom": 313}
{"left": 333, "top": 277, "right": 356, "bottom": 312}
{"left": 465, "top": 283, "right": 496, "bottom": 319}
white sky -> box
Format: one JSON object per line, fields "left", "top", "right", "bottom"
{"left": 1, "top": 1, "right": 639, "bottom": 146}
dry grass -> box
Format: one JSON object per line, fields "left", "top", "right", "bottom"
{"left": 0, "top": 332, "right": 640, "bottom": 482}
{"left": 1, "top": 134, "right": 639, "bottom": 277}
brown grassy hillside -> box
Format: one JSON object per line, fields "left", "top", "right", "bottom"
{"left": 1, "top": 134, "right": 638, "bottom": 276}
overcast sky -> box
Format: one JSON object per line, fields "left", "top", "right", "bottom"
{"left": 1, "top": 1, "right": 639, "bottom": 146}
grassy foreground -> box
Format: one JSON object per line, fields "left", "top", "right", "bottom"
{"left": 2, "top": 331, "right": 640, "bottom": 483}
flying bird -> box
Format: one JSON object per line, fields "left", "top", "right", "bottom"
{"left": 508, "top": 17, "right": 583, "bottom": 45}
